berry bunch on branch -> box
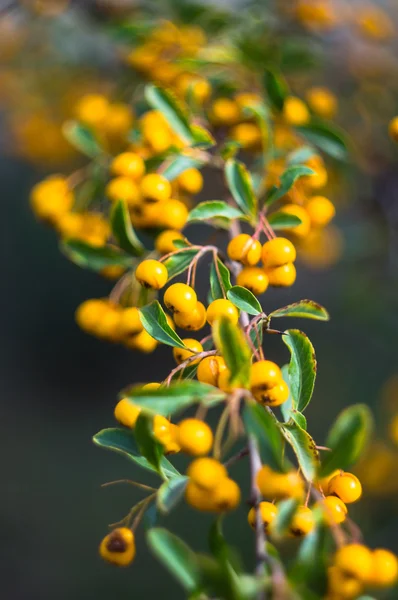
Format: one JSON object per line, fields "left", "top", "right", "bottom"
{"left": 30, "top": 14, "right": 398, "bottom": 600}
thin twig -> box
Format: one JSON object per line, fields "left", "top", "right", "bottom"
{"left": 164, "top": 350, "right": 218, "bottom": 386}
{"left": 223, "top": 446, "right": 249, "bottom": 468}
{"left": 101, "top": 479, "right": 157, "bottom": 493}
{"left": 248, "top": 436, "right": 267, "bottom": 599}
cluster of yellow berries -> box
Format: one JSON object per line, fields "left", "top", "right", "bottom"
{"left": 185, "top": 457, "right": 240, "bottom": 513}
{"left": 229, "top": 235, "right": 298, "bottom": 293}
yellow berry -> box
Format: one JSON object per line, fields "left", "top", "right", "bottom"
{"left": 30, "top": 176, "right": 74, "bottom": 222}
{"left": 319, "top": 496, "right": 348, "bottom": 525}
{"left": 135, "top": 259, "right": 168, "bottom": 290}
{"left": 258, "top": 381, "right": 290, "bottom": 407}
{"left": 257, "top": 465, "right": 304, "bottom": 500}
{"left": 283, "top": 96, "right": 310, "bottom": 126}
{"left": 75, "top": 298, "right": 107, "bottom": 333}
{"left": 265, "top": 263, "right": 297, "bottom": 287}
{"left": 76, "top": 94, "right": 109, "bottom": 128}
{"left": 99, "top": 527, "right": 135, "bottom": 566}
{"left": 141, "top": 382, "right": 161, "bottom": 391}
{"left": 368, "top": 549, "right": 398, "bottom": 587}
{"left": 289, "top": 505, "right": 315, "bottom": 537}
{"left": 327, "top": 565, "right": 363, "bottom": 599}
{"left": 212, "top": 478, "right": 241, "bottom": 512}
{"left": 173, "top": 302, "right": 207, "bottom": 331}
{"left": 328, "top": 472, "right": 362, "bottom": 504}
{"left": 236, "top": 267, "right": 269, "bottom": 295}
{"left": 185, "top": 480, "right": 215, "bottom": 512}
{"left": 173, "top": 338, "right": 203, "bottom": 365}
{"left": 118, "top": 307, "right": 143, "bottom": 337}
{"left": 261, "top": 237, "right": 296, "bottom": 268}
{"left": 210, "top": 98, "right": 240, "bottom": 126}
{"left": 187, "top": 457, "right": 227, "bottom": 490}
{"left": 110, "top": 152, "right": 145, "bottom": 180}
{"left": 334, "top": 544, "right": 373, "bottom": 581}
{"left": 306, "top": 87, "right": 337, "bottom": 119}
{"left": 177, "top": 168, "right": 203, "bottom": 195}
{"left": 389, "top": 116, "right": 398, "bottom": 142}
{"left": 164, "top": 283, "right": 197, "bottom": 314}
{"left": 177, "top": 418, "right": 213, "bottom": 456}
{"left": 305, "top": 196, "right": 335, "bottom": 228}
{"left": 100, "top": 265, "right": 126, "bottom": 280}
{"left": 157, "top": 199, "right": 189, "bottom": 230}
{"left": 197, "top": 356, "right": 227, "bottom": 387}
{"left": 154, "top": 415, "right": 180, "bottom": 454}
{"left": 114, "top": 398, "right": 141, "bottom": 428}
{"left": 316, "top": 469, "right": 340, "bottom": 493}
{"left": 140, "top": 173, "right": 171, "bottom": 203}
{"left": 106, "top": 176, "right": 140, "bottom": 206}
{"left": 217, "top": 368, "right": 237, "bottom": 393}
{"left": 103, "top": 103, "right": 133, "bottom": 139}
{"left": 206, "top": 299, "right": 239, "bottom": 325}
{"left": 126, "top": 329, "right": 158, "bottom": 353}
{"left": 230, "top": 123, "right": 262, "bottom": 150}
{"left": 175, "top": 73, "right": 211, "bottom": 104}
{"left": 155, "top": 230, "right": 185, "bottom": 255}
{"left": 95, "top": 304, "right": 122, "bottom": 341}
{"left": 250, "top": 360, "right": 282, "bottom": 397}
{"left": 280, "top": 204, "right": 311, "bottom": 238}
{"left": 227, "top": 234, "right": 262, "bottom": 266}
{"left": 248, "top": 502, "right": 278, "bottom": 533}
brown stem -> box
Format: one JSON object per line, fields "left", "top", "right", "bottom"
{"left": 248, "top": 436, "right": 267, "bottom": 598}
{"left": 223, "top": 446, "right": 249, "bottom": 468}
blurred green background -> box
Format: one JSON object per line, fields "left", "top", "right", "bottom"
{"left": 2, "top": 1, "right": 398, "bottom": 599}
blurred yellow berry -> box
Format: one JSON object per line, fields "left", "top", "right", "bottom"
{"left": 114, "top": 398, "right": 141, "bottom": 428}
{"left": 111, "top": 152, "right": 145, "bottom": 181}
{"left": 305, "top": 196, "right": 335, "bottom": 228}
{"left": 140, "top": 174, "right": 172, "bottom": 203}
{"left": 187, "top": 457, "right": 227, "bottom": 490}
{"left": 177, "top": 168, "right": 203, "bottom": 195}
{"left": 210, "top": 98, "right": 240, "bottom": 127}
{"left": 280, "top": 204, "right": 311, "bottom": 238}
{"left": 334, "top": 544, "right": 373, "bottom": 581}
{"left": 106, "top": 177, "right": 140, "bottom": 207}
{"left": 155, "top": 230, "right": 185, "bottom": 255}
{"left": 289, "top": 506, "right": 315, "bottom": 537}
{"left": 99, "top": 527, "right": 135, "bottom": 566}
{"left": 283, "top": 96, "right": 310, "bottom": 126}
{"left": 173, "top": 338, "right": 203, "bottom": 365}
{"left": 306, "top": 87, "right": 337, "bottom": 119}
{"left": 178, "top": 418, "right": 213, "bottom": 456}
{"left": 75, "top": 94, "right": 109, "bottom": 128}
{"left": 248, "top": 502, "right": 278, "bottom": 533}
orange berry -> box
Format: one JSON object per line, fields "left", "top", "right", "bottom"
{"left": 305, "top": 196, "right": 335, "bottom": 228}
{"left": 369, "top": 549, "right": 398, "bottom": 587}
{"left": 334, "top": 544, "right": 373, "bottom": 581}
{"left": 140, "top": 173, "right": 172, "bottom": 203}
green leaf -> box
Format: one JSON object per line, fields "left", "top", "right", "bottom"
{"left": 295, "top": 120, "right": 350, "bottom": 161}
{"left": 139, "top": 301, "right": 186, "bottom": 349}
{"left": 220, "top": 140, "right": 242, "bottom": 160}
{"left": 225, "top": 159, "right": 257, "bottom": 219}
{"left": 157, "top": 476, "right": 188, "bottom": 514}
{"left": 147, "top": 528, "right": 200, "bottom": 592}
{"left": 288, "top": 146, "right": 316, "bottom": 165}
{"left": 135, "top": 412, "right": 164, "bottom": 474}
{"left": 318, "top": 405, "right": 373, "bottom": 477}
{"left": 213, "top": 318, "right": 252, "bottom": 388}
{"left": 62, "top": 121, "right": 103, "bottom": 158}
{"left": 162, "top": 155, "right": 204, "bottom": 181}
{"left": 187, "top": 201, "right": 245, "bottom": 223}
{"left": 110, "top": 200, "right": 145, "bottom": 256}
{"left": 270, "top": 498, "right": 300, "bottom": 538}
{"left": 208, "top": 519, "right": 243, "bottom": 573}
{"left": 61, "top": 239, "right": 133, "bottom": 271}
{"left": 123, "top": 380, "right": 225, "bottom": 416}
{"left": 291, "top": 525, "right": 329, "bottom": 593}
{"left": 243, "top": 403, "right": 286, "bottom": 472}
{"left": 266, "top": 165, "right": 315, "bottom": 207}
{"left": 210, "top": 259, "right": 232, "bottom": 301}
{"left": 286, "top": 410, "right": 307, "bottom": 430}
{"left": 92, "top": 428, "right": 179, "bottom": 478}
{"left": 270, "top": 300, "right": 329, "bottom": 321}
{"left": 191, "top": 124, "right": 216, "bottom": 148}
{"left": 263, "top": 68, "right": 289, "bottom": 111}
{"left": 227, "top": 286, "right": 262, "bottom": 316}
{"left": 280, "top": 420, "right": 319, "bottom": 481}
{"left": 163, "top": 248, "right": 199, "bottom": 279}
{"left": 282, "top": 329, "right": 317, "bottom": 413}
{"left": 145, "top": 84, "right": 195, "bottom": 144}
{"left": 267, "top": 211, "right": 303, "bottom": 230}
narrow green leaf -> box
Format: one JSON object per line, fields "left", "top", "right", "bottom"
{"left": 227, "top": 286, "right": 262, "bottom": 316}
{"left": 270, "top": 300, "right": 329, "bottom": 321}
{"left": 243, "top": 403, "right": 286, "bottom": 472}
{"left": 163, "top": 248, "right": 199, "bottom": 279}
{"left": 287, "top": 410, "right": 307, "bottom": 430}
{"left": 62, "top": 121, "right": 102, "bottom": 158}
{"left": 187, "top": 201, "right": 245, "bottom": 223}
{"left": 225, "top": 159, "right": 257, "bottom": 219}
{"left": 263, "top": 68, "right": 289, "bottom": 111}
{"left": 319, "top": 405, "right": 373, "bottom": 477}
{"left": 210, "top": 259, "right": 232, "bottom": 301}
{"left": 267, "top": 211, "right": 303, "bottom": 230}
{"left": 220, "top": 140, "right": 242, "bottom": 160}
{"left": 213, "top": 318, "right": 252, "bottom": 388}
{"left": 123, "top": 380, "right": 225, "bottom": 416}
{"left": 191, "top": 124, "right": 216, "bottom": 148}
{"left": 61, "top": 239, "right": 133, "bottom": 271}
{"left": 291, "top": 525, "right": 329, "bottom": 592}
{"left": 92, "top": 428, "right": 179, "bottom": 478}
{"left": 147, "top": 528, "right": 200, "bottom": 592}
{"left": 270, "top": 498, "right": 300, "bottom": 538}
{"left": 139, "top": 301, "right": 186, "bottom": 349}
{"left": 288, "top": 146, "right": 316, "bottom": 165}
{"left": 135, "top": 412, "right": 164, "bottom": 473}
{"left": 208, "top": 519, "right": 243, "bottom": 573}
{"left": 280, "top": 364, "right": 293, "bottom": 421}
{"left": 110, "top": 199, "right": 145, "bottom": 256}
{"left": 157, "top": 476, "right": 188, "bottom": 514}
{"left": 296, "top": 120, "right": 350, "bottom": 161}
{"left": 280, "top": 420, "right": 319, "bottom": 481}
{"left": 283, "top": 329, "right": 317, "bottom": 412}
{"left": 266, "top": 165, "right": 315, "bottom": 207}
{"left": 145, "top": 84, "right": 195, "bottom": 144}
{"left": 162, "top": 155, "right": 204, "bottom": 181}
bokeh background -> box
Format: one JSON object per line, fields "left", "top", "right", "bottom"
{"left": 2, "top": 1, "right": 398, "bottom": 598}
